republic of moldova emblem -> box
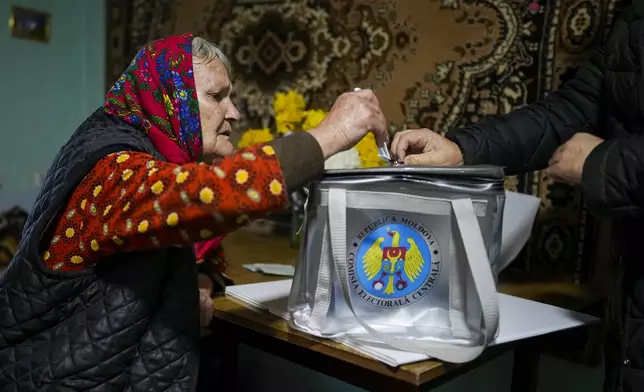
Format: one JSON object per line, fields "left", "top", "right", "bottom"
{"left": 348, "top": 216, "right": 442, "bottom": 308}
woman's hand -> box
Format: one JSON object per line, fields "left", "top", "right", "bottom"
{"left": 308, "top": 89, "right": 388, "bottom": 159}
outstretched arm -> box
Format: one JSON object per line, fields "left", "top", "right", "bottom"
{"left": 41, "top": 132, "right": 322, "bottom": 271}
{"left": 445, "top": 11, "right": 644, "bottom": 217}
{"left": 445, "top": 46, "right": 607, "bottom": 175}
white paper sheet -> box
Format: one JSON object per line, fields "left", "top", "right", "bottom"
{"left": 499, "top": 190, "right": 541, "bottom": 271}
{"left": 242, "top": 263, "right": 296, "bottom": 276}
{"left": 226, "top": 279, "right": 599, "bottom": 367}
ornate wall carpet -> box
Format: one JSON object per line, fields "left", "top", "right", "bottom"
{"left": 107, "top": 0, "right": 623, "bottom": 284}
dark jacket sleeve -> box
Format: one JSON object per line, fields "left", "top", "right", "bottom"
{"left": 445, "top": 11, "right": 644, "bottom": 218}
{"left": 444, "top": 46, "right": 607, "bottom": 175}
{"left": 581, "top": 135, "right": 644, "bottom": 217}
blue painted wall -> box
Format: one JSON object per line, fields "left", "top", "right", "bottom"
{"left": 0, "top": 0, "right": 105, "bottom": 211}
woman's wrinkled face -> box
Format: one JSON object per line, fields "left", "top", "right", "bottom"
{"left": 193, "top": 58, "right": 240, "bottom": 162}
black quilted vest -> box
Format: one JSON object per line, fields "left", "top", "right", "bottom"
{"left": 0, "top": 109, "right": 200, "bottom": 391}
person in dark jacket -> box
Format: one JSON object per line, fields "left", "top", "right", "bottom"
{"left": 0, "top": 34, "right": 387, "bottom": 391}
{"left": 391, "top": 3, "right": 644, "bottom": 392}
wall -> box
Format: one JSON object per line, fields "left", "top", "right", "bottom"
{"left": 0, "top": 0, "right": 105, "bottom": 211}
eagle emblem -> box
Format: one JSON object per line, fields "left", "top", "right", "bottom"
{"left": 361, "top": 228, "right": 426, "bottom": 295}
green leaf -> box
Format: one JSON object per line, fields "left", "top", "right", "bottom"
{"left": 107, "top": 98, "right": 126, "bottom": 108}
{"left": 124, "top": 94, "right": 142, "bottom": 111}
{"left": 153, "top": 90, "right": 163, "bottom": 104}
{"left": 150, "top": 115, "right": 172, "bottom": 130}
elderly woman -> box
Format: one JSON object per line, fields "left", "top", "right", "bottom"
{"left": 0, "top": 34, "right": 386, "bottom": 391}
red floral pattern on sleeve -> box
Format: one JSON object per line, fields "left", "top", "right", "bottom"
{"left": 41, "top": 144, "right": 288, "bottom": 272}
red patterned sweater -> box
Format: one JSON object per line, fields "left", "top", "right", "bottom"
{"left": 41, "top": 144, "right": 288, "bottom": 273}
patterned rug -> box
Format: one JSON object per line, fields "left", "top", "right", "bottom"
{"left": 107, "top": 0, "right": 623, "bottom": 283}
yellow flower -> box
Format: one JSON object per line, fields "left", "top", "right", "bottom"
{"left": 200, "top": 187, "right": 214, "bottom": 204}
{"left": 151, "top": 180, "right": 164, "bottom": 195}
{"left": 262, "top": 145, "right": 275, "bottom": 156}
{"left": 237, "top": 128, "right": 274, "bottom": 148}
{"left": 138, "top": 220, "right": 149, "bottom": 233}
{"left": 176, "top": 171, "right": 189, "bottom": 184}
{"left": 235, "top": 169, "right": 249, "bottom": 184}
{"left": 116, "top": 154, "right": 130, "bottom": 163}
{"left": 71, "top": 255, "right": 84, "bottom": 264}
{"left": 275, "top": 109, "right": 306, "bottom": 133}
{"left": 166, "top": 212, "right": 179, "bottom": 227}
{"left": 274, "top": 91, "right": 306, "bottom": 134}
{"left": 163, "top": 94, "right": 174, "bottom": 116}
{"left": 301, "top": 109, "right": 327, "bottom": 131}
{"left": 122, "top": 169, "right": 133, "bottom": 181}
{"left": 275, "top": 115, "right": 296, "bottom": 134}
{"left": 273, "top": 90, "right": 306, "bottom": 116}
{"left": 355, "top": 133, "right": 387, "bottom": 168}
{"left": 269, "top": 179, "right": 283, "bottom": 195}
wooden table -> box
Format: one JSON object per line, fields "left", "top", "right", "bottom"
{"left": 208, "top": 229, "right": 602, "bottom": 392}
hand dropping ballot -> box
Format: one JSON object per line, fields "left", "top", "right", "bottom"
{"left": 353, "top": 87, "right": 395, "bottom": 165}
{"left": 287, "top": 164, "right": 542, "bottom": 364}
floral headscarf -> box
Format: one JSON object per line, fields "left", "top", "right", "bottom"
{"left": 104, "top": 33, "right": 221, "bottom": 262}
{"left": 105, "top": 33, "right": 202, "bottom": 163}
